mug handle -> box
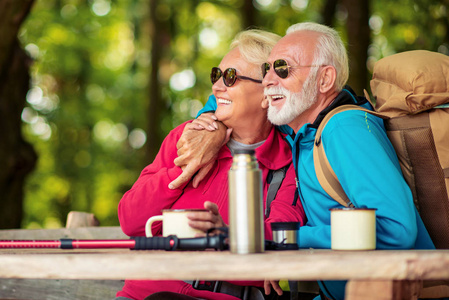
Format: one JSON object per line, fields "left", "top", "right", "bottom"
{"left": 145, "top": 215, "right": 163, "bottom": 237}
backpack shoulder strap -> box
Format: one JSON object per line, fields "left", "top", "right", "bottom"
{"left": 313, "top": 104, "right": 386, "bottom": 207}
{"left": 265, "top": 164, "right": 290, "bottom": 218}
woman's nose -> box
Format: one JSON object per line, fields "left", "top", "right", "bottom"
{"left": 212, "top": 78, "right": 226, "bottom": 92}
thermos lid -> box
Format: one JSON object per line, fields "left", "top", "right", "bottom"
{"left": 271, "top": 222, "right": 300, "bottom": 231}
{"left": 233, "top": 149, "right": 255, "bottom": 155}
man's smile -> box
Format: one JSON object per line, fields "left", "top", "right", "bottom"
{"left": 267, "top": 94, "right": 286, "bottom": 106}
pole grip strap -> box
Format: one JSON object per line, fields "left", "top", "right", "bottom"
{"left": 132, "top": 236, "right": 177, "bottom": 251}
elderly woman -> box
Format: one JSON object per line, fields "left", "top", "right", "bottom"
{"left": 116, "top": 29, "right": 305, "bottom": 300}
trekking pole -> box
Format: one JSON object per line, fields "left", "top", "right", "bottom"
{"left": 0, "top": 234, "right": 229, "bottom": 251}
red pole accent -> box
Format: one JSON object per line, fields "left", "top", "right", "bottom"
{"left": 71, "top": 240, "right": 136, "bottom": 249}
{"left": 0, "top": 240, "right": 61, "bottom": 248}
{"left": 0, "top": 240, "right": 136, "bottom": 249}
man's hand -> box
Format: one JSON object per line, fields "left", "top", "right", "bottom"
{"left": 168, "top": 119, "right": 231, "bottom": 189}
{"left": 264, "top": 280, "right": 283, "bottom": 296}
{"left": 187, "top": 201, "right": 226, "bottom": 235}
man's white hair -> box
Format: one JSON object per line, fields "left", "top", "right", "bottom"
{"left": 286, "top": 22, "right": 349, "bottom": 91}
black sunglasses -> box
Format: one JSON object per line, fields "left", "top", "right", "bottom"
{"left": 261, "top": 59, "right": 322, "bottom": 79}
{"left": 210, "top": 67, "right": 262, "bottom": 87}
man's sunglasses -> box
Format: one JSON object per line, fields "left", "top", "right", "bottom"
{"left": 210, "top": 67, "right": 262, "bottom": 87}
{"left": 261, "top": 59, "right": 322, "bottom": 79}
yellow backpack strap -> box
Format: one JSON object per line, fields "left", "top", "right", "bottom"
{"left": 313, "top": 104, "right": 386, "bottom": 207}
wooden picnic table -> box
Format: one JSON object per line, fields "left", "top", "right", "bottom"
{"left": 1, "top": 247, "right": 449, "bottom": 299}
{"left": 1, "top": 225, "right": 448, "bottom": 299}
{"left": 0, "top": 248, "right": 448, "bottom": 281}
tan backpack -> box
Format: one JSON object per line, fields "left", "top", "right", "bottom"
{"left": 313, "top": 50, "right": 449, "bottom": 249}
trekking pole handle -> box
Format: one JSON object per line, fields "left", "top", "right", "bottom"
{"left": 132, "top": 234, "right": 228, "bottom": 251}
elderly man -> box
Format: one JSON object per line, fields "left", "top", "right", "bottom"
{"left": 171, "top": 22, "right": 435, "bottom": 300}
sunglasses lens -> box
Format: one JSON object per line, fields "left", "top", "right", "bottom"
{"left": 261, "top": 63, "right": 270, "bottom": 78}
{"left": 274, "top": 59, "right": 289, "bottom": 79}
{"left": 223, "top": 68, "right": 237, "bottom": 87}
{"left": 210, "top": 67, "right": 222, "bottom": 84}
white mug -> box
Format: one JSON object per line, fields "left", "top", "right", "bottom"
{"left": 145, "top": 209, "right": 207, "bottom": 238}
{"left": 330, "top": 208, "right": 377, "bottom": 250}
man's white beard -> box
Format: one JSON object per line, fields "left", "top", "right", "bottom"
{"left": 266, "top": 71, "right": 318, "bottom": 126}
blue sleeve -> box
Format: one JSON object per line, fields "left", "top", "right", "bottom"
{"left": 299, "top": 224, "right": 332, "bottom": 249}
{"left": 196, "top": 94, "right": 217, "bottom": 118}
{"left": 324, "top": 110, "right": 418, "bottom": 249}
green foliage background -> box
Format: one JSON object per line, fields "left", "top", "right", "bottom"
{"left": 18, "top": 0, "right": 449, "bottom": 228}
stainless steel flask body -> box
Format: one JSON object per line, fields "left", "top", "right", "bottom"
{"left": 228, "top": 150, "right": 264, "bottom": 254}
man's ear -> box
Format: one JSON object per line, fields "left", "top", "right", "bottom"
{"left": 318, "top": 66, "right": 337, "bottom": 94}
{"left": 261, "top": 96, "right": 269, "bottom": 109}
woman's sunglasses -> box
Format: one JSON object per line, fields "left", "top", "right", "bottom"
{"left": 210, "top": 67, "right": 262, "bottom": 87}
{"left": 261, "top": 59, "right": 322, "bottom": 79}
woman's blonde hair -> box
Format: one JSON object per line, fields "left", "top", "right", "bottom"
{"left": 230, "top": 29, "right": 281, "bottom": 78}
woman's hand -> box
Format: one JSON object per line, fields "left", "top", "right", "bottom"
{"left": 191, "top": 113, "right": 220, "bottom": 131}
{"left": 264, "top": 280, "right": 283, "bottom": 296}
{"left": 187, "top": 201, "right": 226, "bottom": 235}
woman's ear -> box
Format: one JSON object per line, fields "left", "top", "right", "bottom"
{"left": 319, "top": 66, "right": 337, "bottom": 94}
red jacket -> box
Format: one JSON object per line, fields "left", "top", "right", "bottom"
{"left": 117, "top": 121, "right": 305, "bottom": 300}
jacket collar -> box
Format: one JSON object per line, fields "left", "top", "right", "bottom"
{"left": 309, "top": 85, "right": 368, "bottom": 129}
{"left": 255, "top": 126, "right": 292, "bottom": 170}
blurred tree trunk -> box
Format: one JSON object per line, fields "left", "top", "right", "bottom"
{"left": 146, "top": 0, "right": 170, "bottom": 162}
{"left": 241, "top": 0, "right": 256, "bottom": 29}
{"left": 321, "top": 0, "right": 371, "bottom": 94}
{"left": 321, "top": 0, "right": 338, "bottom": 26}
{"left": 341, "top": 0, "right": 371, "bottom": 95}
{"left": 0, "top": 0, "right": 37, "bottom": 229}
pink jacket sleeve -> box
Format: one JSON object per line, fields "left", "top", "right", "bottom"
{"left": 118, "top": 123, "right": 188, "bottom": 237}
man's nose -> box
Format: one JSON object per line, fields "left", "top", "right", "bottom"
{"left": 262, "top": 67, "right": 277, "bottom": 87}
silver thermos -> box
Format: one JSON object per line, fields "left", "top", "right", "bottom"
{"left": 228, "top": 149, "right": 264, "bottom": 254}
